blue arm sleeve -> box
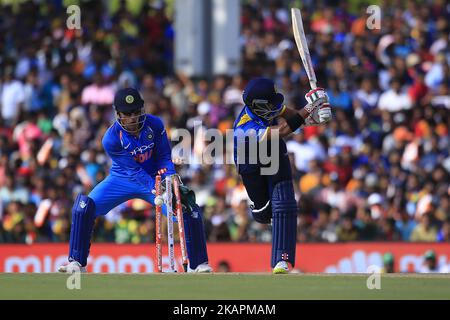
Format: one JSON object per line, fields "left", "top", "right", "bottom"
{"left": 102, "top": 129, "right": 154, "bottom": 190}
{"left": 153, "top": 118, "right": 176, "bottom": 179}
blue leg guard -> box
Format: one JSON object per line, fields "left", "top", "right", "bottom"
{"left": 271, "top": 180, "right": 297, "bottom": 268}
{"left": 183, "top": 204, "right": 208, "bottom": 270}
{"left": 69, "top": 194, "right": 96, "bottom": 267}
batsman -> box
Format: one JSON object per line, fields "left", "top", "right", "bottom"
{"left": 233, "top": 77, "right": 332, "bottom": 273}
{"left": 59, "top": 88, "right": 212, "bottom": 273}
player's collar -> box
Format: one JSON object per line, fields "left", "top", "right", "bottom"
{"left": 244, "top": 105, "right": 269, "bottom": 126}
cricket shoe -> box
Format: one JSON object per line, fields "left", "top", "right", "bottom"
{"left": 272, "top": 261, "right": 291, "bottom": 274}
{"left": 188, "top": 262, "right": 213, "bottom": 273}
{"left": 58, "top": 261, "right": 87, "bottom": 273}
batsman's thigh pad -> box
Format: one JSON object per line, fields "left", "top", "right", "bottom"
{"left": 271, "top": 180, "right": 298, "bottom": 268}
{"left": 241, "top": 173, "right": 272, "bottom": 223}
{"left": 69, "top": 194, "right": 96, "bottom": 267}
{"left": 251, "top": 200, "right": 272, "bottom": 224}
{"left": 183, "top": 204, "right": 208, "bottom": 270}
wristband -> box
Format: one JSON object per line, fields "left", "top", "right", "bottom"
{"left": 286, "top": 113, "right": 305, "bottom": 132}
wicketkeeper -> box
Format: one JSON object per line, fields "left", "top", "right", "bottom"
{"left": 233, "top": 78, "right": 332, "bottom": 273}
{"left": 59, "top": 88, "right": 212, "bottom": 273}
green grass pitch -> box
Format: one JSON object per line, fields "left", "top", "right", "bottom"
{"left": 1, "top": 273, "right": 450, "bottom": 300}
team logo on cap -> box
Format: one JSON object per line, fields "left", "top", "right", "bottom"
{"left": 125, "top": 95, "right": 134, "bottom": 104}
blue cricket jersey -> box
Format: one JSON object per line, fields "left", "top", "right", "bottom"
{"left": 233, "top": 105, "right": 288, "bottom": 175}
{"left": 102, "top": 114, "right": 175, "bottom": 188}
{"left": 233, "top": 106, "right": 270, "bottom": 175}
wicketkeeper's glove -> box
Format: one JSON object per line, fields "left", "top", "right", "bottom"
{"left": 152, "top": 173, "right": 182, "bottom": 205}
{"left": 152, "top": 174, "right": 200, "bottom": 217}
{"left": 178, "top": 185, "right": 200, "bottom": 218}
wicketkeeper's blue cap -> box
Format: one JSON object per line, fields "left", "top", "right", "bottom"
{"left": 242, "top": 77, "right": 284, "bottom": 106}
{"left": 113, "top": 88, "right": 144, "bottom": 113}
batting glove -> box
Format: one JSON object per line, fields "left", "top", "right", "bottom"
{"left": 304, "top": 103, "right": 332, "bottom": 126}
{"left": 302, "top": 88, "right": 332, "bottom": 126}
{"left": 305, "top": 87, "right": 329, "bottom": 104}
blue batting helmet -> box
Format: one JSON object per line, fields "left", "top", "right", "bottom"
{"left": 243, "top": 78, "right": 284, "bottom": 106}
{"left": 242, "top": 78, "right": 284, "bottom": 121}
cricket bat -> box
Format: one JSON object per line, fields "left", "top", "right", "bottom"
{"left": 291, "top": 8, "right": 317, "bottom": 89}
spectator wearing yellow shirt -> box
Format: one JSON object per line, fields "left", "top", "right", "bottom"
{"left": 299, "top": 160, "right": 327, "bottom": 195}
{"left": 336, "top": 212, "right": 359, "bottom": 242}
{"left": 410, "top": 212, "right": 438, "bottom": 242}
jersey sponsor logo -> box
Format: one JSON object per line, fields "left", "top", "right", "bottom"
{"left": 134, "top": 149, "right": 153, "bottom": 163}
{"left": 130, "top": 143, "right": 154, "bottom": 156}
{"left": 130, "top": 143, "right": 154, "bottom": 163}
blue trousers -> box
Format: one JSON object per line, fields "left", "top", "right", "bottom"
{"left": 89, "top": 174, "right": 160, "bottom": 217}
